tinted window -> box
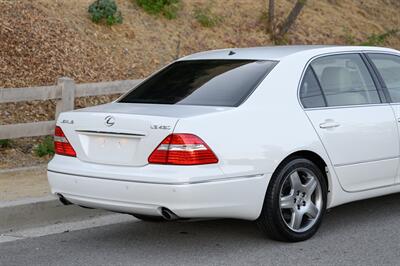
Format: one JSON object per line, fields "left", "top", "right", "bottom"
{"left": 369, "top": 54, "right": 400, "bottom": 102}
{"left": 300, "top": 67, "right": 326, "bottom": 108}
{"left": 119, "top": 60, "right": 276, "bottom": 107}
{"left": 311, "top": 54, "right": 380, "bottom": 107}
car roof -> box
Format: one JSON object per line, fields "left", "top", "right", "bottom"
{"left": 179, "top": 45, "right": 399, "bottom": 61}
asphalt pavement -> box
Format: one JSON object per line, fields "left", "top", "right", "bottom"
{"left": 1, "top": 193, "right": 400, "bottom": 266}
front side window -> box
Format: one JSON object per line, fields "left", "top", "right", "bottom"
{"left": 368, "top": 54, "right": 400, "bottom": 102}
{"left": 311, "top": 54, "right": 381, "bottom": 107}
{"left": 119, "top": 60, "right": 277, "bottom": 107}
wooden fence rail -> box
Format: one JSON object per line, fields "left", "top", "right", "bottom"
{"left": 0, "top": 77, "right": 142, "bottom": 139}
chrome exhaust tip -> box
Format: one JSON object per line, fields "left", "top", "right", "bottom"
{"left": 56, "top": 193, "right": 73, "bottom": 206}
{"left": 160, "top": 207, "right": 179, "bottom": 221}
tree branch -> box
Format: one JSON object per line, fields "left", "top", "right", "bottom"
{"left": 278, "top": 0, "right": 307, "bottom": 39}
{"left": 268, "top": 0, "right": 275, "bottom": 36}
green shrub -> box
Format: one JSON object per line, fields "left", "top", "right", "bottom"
{"left": 343, "top": 28, "right": 356, "bottom": 45}
{"left": 360, "top": 29, "right": 399, "bottom": 46}
{"left": 194, "top": 6, "right": 222, "bottom": 27}
{"left": 0, "top": 139, "right": 11, "bottom": 148}
{"left": 343, "top": 28, "right": 399, "bottom": 46}
{"left": 88, "top": 0, "right": 123, "bottom": 25}
{"left": 136, "top": 0, "right": 180, "bottom": 19}
{"left": 34, "top": 136, "right": 55, "bottom": 157}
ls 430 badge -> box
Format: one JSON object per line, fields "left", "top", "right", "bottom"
{"left": 150, "top": 125, "right": 171, "bottom": 130}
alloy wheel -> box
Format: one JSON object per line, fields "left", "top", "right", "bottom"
{"left": 279, "top": 168, "right": 323, "bottom": 233}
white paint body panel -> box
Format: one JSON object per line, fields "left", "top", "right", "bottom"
{"left": 306, "top": 105, "right": 399, "bottom": 191}
{"left": 48, "top": 45, "right": 400, "bottom": 220}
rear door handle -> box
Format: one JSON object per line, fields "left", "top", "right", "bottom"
{"left": 319, "top": 121, "right": 340, "bottom": 129}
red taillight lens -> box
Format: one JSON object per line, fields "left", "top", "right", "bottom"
{"left": 54, "top": 126, "right": 76, "bottom": 157}
{"left": 148, "top": 134, "right": 218, "bottom": 165}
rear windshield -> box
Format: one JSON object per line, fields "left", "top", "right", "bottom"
{"left": 119, "top": 60, "right": 277, "bottom": 107}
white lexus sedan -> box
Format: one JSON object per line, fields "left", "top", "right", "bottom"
{"left": 48, "top": 45, "right": 400, "bottom": 241}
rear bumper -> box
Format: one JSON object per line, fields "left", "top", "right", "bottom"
{"left": 47, "top": 170, "right": 269, "bottom": 220}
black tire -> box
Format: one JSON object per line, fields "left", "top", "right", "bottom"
{"left": 131, "top": 214, "right": 166, "bottom": 222}
{"left": 256, "top": 157, "right": 327, "bottom": 242}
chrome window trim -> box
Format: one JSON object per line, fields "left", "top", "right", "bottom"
{"left": 363, "top": 51, "right": 400, "bottom": 57}
{"left": 304, "top": 103, "right": 390, "bottom": 111}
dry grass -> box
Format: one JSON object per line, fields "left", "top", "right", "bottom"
{"left": 1, "top": 0, "right": 399, "bottom": 90}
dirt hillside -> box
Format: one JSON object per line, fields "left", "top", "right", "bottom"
{"left": 1, "top": 0, "right": 400, "bottom": 89}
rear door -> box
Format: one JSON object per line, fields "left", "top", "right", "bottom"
{"left": 301, "top": 53, "right": 399, "bottom": 192}
{"left": 366, "top": 53, "right": 400, "bottom": 184}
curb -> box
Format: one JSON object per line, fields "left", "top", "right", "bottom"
{"left": 0, "top": 165, "right": 47, "bottom": 175}
{"left": 0, "top": 196, "right": 109, "bottom": 234}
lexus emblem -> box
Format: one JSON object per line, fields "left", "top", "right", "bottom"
{"left": 104, "top": 115, "right": 115, "bottom": 127}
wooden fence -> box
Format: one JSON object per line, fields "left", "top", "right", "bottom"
{"left": 0, "top": 77, "right": 142, "bottom": 139}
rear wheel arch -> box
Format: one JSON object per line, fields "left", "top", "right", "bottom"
{"left": 274, "top": 150, "right": 330, "bottom": 192}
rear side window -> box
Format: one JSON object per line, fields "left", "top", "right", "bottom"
{"left": 119, "top": 60, "right": 277, "bottom": 107}
{"left": 368, "top": 54, "right": 400, "bottom": 102}
{"left": 311, "top": 54, "right": 381, "bottom": 107}
{"left": 300, "top": 67, "right": 326, "bottom": 108}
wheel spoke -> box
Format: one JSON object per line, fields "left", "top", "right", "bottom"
{"left": 304, "top": 176, "right": 317, "bottom": 196}
{"left": 289, "top": 171, "right": 302, "bottom": 191}
{"left": 290, "top": 210, "right": 303, "bottom": 230}
{"left": 280, "top": 194, "right": 295, "bottom": 209}
{"left": 305, "top": 202, "right": 319, "bottom": 219}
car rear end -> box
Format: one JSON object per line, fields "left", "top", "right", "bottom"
{"left": 47, "top": 58, "right": 277, "bottom": 220}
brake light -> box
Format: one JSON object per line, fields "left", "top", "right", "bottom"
{"left": 148, "top": 134, "right": 218, "bottom": 165}
{"left": 54, "top": 126, "right": 76, "bottom": 157}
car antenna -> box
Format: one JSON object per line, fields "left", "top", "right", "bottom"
{"left": 228, "top": 50, "right": 236, "bottom": 56}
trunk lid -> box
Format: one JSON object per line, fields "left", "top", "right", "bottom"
{"left": 58, "top": 103, "right": 231, "bottom": 167}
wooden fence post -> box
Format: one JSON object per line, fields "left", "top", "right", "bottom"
{"left": 55, "top": 77, "right": 75, "bottom": 119}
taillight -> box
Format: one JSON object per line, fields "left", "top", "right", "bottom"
{"left": 54, "top": 126, "right": 76, "bottom": 157}
{"left": 148, "top": 134, "right": 218, "bottom": 165}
